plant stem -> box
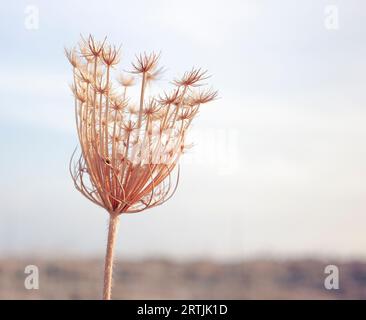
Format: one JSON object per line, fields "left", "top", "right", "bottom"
{"left": 103, "top": 213, "right": 120, "bottom": 300}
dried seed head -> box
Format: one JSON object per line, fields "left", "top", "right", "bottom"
{"left": 158, "top": 89, "right": 181, "bottom": 106}
{"left": 76, "top": 66, "right": 92, "bottom": 84}
{"left": 143, "top": 99, "right": 161, "bottom": 117}
{"left": 81, "top": 35, "right": 106, "bottom": 58}
{"left": 110, "top": 134, "right": 122, "bottom": 144}
{"left": 173, "top": 68, "right": 209, "bottom": 87}
{"left": 130, "top": 52, "right": 161, "bottom": 74}
{"left": 146, "top": 67, "right": 165, "bottom": 83}
{"left": 178, "top": 107, "right": 199, "bottom": 121}
{"left": 110, "top": 96, "right": 128, "bottom": 111}
{"left": 150, "top": 109, "right": 165, "bottom": 121}
{"left": 117, "top": 74, "right": 135, "bottom": 87}
{"left": 68, "top": 35, "right": 217, "bottom": 215}
{"left": 121, "top": 120, "right": 138, "bottom": 133}
{"left": 102, "top": 45, "right": 121, "bottom": 67}
{"left": 65, "top": 47, "right": 80, "bottom": 68}
{"left": 92, "top": 78, "right": 110, "bottom": 95}
{"left": 189, "top": 88, "right": 218, "bottom": 106}
{"left": 70, "top": 83, "right": 87, "bottom": 103}
{"left": 127, "top": 104, "right": 139, "bottom": 115}
{"left": 78, "top": 44, "right": 94, "bottom": 63}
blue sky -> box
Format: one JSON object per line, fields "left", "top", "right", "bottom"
{"left": 1, "top": 0, "right": 366, "bottom": 260}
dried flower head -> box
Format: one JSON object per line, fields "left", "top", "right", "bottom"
{"left": 173, "top": 67, "right": 209, "bottom": 87}
{"left": 158, "top": 89, "right": 181, "bottom": 106}
{"left": 102, "top": 45, "right": 121, "bottom": 66}
{"left": 188, "top": 88, "right": 218, "bottom": 106}
{"left": 117, "top": 74, "right": 135, "bottom": 87}
{"left": 80, "top": 34, "right": 106, "bottom": 58}
{"left": 130, "top": 52, "right": 161, "bottom": 74}
{"left": 65, "top": 47, "right": 80, "bottom": 68}
{"left": 66, "top": 35, "right": 217, "bottom": 300}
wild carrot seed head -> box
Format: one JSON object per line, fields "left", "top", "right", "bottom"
{"left": 67, "top": 35, "right": 217, "bottom": 214}
{"left": 130, "top": 52, "right": 161, "bottom": 74}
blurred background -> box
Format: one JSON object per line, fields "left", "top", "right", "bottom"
{"left": 1, "top": 0, "right": 366, "bottom": 299}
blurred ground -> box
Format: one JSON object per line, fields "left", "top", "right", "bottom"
{"left": 0, "top": 258, "right": 365, "bottom": 299}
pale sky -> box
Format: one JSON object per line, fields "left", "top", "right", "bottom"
{"left": 1, "top": 0, "right": 366, "bottom": 260}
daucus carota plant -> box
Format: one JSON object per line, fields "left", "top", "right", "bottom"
{"left": 66, "top": 35, "right": 217, "bottom": 300}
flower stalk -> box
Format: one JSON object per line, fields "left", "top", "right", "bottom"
{"left": 103, "top": 213, "right": 119, "bottom": 300}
